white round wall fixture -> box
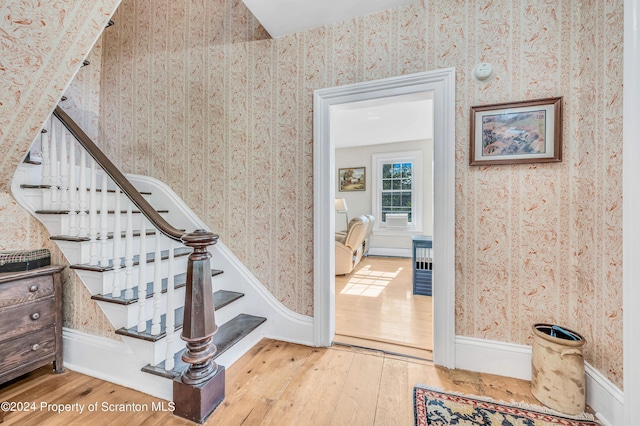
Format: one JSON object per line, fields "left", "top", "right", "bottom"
{"left": 473, "top": 62, "right": 493, "bottom": 82}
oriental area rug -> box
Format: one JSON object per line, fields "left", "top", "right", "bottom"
{"left": 414, "top": 385, "right": 600, "bottom": 426}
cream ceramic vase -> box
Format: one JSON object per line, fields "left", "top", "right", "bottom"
{"left": 531, "top": 323, "right": 586, "bottom": 415}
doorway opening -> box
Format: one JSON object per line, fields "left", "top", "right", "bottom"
{"left": 331, "top": 93, "right": 434, "bottom": 359}
{"left": 313, "top": 69, "right": 457, "bottom": 368}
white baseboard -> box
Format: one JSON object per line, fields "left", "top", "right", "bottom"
{"left": 455, "top": 336, "right": 532, "bottom": 380}
{"left": 455, "top": 336, "right": 623, "bottom": 426}
{"left": 584, "top": 362, "right": 624, "bottom": 426}
{"left": 367, "top": 247, "right": 412, "bottom": 258}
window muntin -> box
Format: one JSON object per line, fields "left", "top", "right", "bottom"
{"left": 372, "top": 151, "right": 422, "bottom": 231}
{"left": 381, "top": 162, "right": 413, "bottom": 222}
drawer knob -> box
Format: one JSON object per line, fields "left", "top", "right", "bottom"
{"left": 30, "top": 312, "right": 40, "bottom": 320}
{"left": 31, "top": 344, "right": 40, "bottom": 351}
{"left": 29, "top": 285, "right": 39, "bottom": 292}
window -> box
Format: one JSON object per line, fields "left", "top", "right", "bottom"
{"left": 381, "top": 162, "right": 413, "bottom": 222}
{"left": 372, "top": 151, "right": 422, "bottom": 231}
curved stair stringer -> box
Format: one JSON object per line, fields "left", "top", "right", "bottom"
{"left": 11, "top": 161, "right": 314, "bottom": 400}
{"left": 127, "top": 172, "right": 315, "bottom": 351}
{"left": 11, "top": 164, "right": 315, "bottom": 349}
{"left": 10, "top": 162, "right": 181, "bottom": 400}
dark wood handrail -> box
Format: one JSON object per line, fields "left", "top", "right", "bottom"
{"left": 53, "top": 106, "right": 185, "bottom": 242}
{"left": 53, "top": 106, "right": 224, "bottom": 420}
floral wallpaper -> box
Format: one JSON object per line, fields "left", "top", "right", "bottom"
{"left": 0, "top": 0, "right": 623, "bottom": 389}
{"left": 0, "top": 0, "right": 121, "bottom": 338}
{"left": 99, "top": 0, "right": 623, "bottom": 388}
{"left": 60, "top": 39, "right": 104, "bottom": 142}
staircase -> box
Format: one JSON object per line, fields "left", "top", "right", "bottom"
{"left": 11, "top": 105, "right": 313, "bottom": 422}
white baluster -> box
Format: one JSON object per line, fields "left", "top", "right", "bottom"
{"left": 49, "top": 119, "right": 58, "bottom": 209}
{"left": 165, "top": 240, "right": 175, "bottom": 371}
{"left": 123, "top": 203, "right": 134, "bottom": 299}
{"left": 88, "top": 159, "right": 98, "bottom": 265}
{"left": 59, "top": 130, "right": 69, "bottom": 212}
{"left": 111, "top": 187, "right": 123, "bottom": 298}
{"left": 67, "top": 138, "right": 78, "bottom": 236}
{"left": 137, "top": 215, "right": 148, "bottom": 333}
{"left": 41, "top": 124, "right": 51, "bottom": 187}
{"left": 78, "top": 150, "right": 88, "bottom": 237}
{"left": 151, "top": 229, "right": 162, "bottom": 335}
{"left": 99, "top": 174, "right": 109, "bottom": 267}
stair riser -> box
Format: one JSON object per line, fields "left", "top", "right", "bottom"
{"left": 55, "top": 235, "right": 173, "bottom": 265}
{"left": 120, "top": 300, "right": 254, "bottom": 367}
{"left": 74, "top": 256, "right": 189, "bottom": 295}
{"left": 96, "top": 286, "right": 186, "bottom": 330}
{"left": 122, "top": 329, "right": 188, "bottom": 368}
{"left": 36, "top": 210, "right": 169, "bottom": 236}
{"left": 21, "top": 190, "right": 45, "bottom": 212}
{"left": 25, "top": 189, "right": 151, "bottom": 211}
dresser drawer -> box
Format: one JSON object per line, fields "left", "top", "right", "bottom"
{"left": 0, "top": 274, "right": 54, "bottom": 308}
{"left": 0, "top": 326, "right": 56, "bottom": 373}
{"left": 0, "top": 298, "right": 56, "bottom": 343}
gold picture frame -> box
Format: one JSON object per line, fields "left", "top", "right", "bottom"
{"left": 338, "top": 167, "right": 366, "bottom": 191}
{"left": 470, "top": 97, "right": 563, "bottom": 166}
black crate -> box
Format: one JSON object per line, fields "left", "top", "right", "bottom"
{"left": 412, "top": 236, "right": 432, "bottom": 296}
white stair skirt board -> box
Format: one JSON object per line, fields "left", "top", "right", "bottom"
{"left": 13, "top": 158, "right": 315, "bottom": 398}
{"left": 455, "top": 336, "right": 623, "bottom": 426}
{"left": 126, "top": 173, "right": 315, "bottom": 346}
{"left": 210, "top": 240, "right": 315, "bottom": 346}
{"left": 12, "top": 162, "right": 315, "bottom": 345}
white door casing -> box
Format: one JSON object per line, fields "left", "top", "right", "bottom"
{"left": 313, "top": 69, "right": 456, "bottom": 367}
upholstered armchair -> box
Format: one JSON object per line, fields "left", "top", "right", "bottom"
{"left": 336, "top": 214, "right": 375, "bottom": 256}
{"left": 335, "top": 215, "right": 369, "bottom": 275}
{"left": 362, "top": 214, "right": 375, "bottom": 255}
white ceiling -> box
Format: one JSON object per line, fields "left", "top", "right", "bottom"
{"left": 242, "top": 0, "right": 418, "bottom": 38}
{"left": 241, "top": 0, "right": 431, "bottom": 148}
{"left": 331, "top": 92, "right": 433, "bottom": 149}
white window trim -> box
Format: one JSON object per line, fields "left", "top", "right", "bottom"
{"left": 371, "top": 150, "right": 423, "bottom": 233}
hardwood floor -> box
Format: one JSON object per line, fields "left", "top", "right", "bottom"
{"left": 0, "top": 339, "right": 541, "bottom": 426}
{"left": 335, "top": 256, "right": 432, "bottom": 358}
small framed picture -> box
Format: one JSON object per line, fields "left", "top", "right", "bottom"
{"left": 339, "top": 167, "right": 366, "bottom": 191}
{"left": 470, "top": 97, "right": 562, "bottom": 166}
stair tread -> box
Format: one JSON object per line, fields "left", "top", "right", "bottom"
{"left": 35, "top": 209, "right": 168, "bottom": 214}
{"left": 91, "top": 269, "right": 224, "bottom": 305}
{"left": 115, "top": 290, "right": 246, "bottom": 341}
{"left": 141, "top": 313, "right": 267, "bottom": 379}
{"left": 21, "top": 184, "right": 152, "bottom": 195}
{"left": 70, "top": 247, "right": 192, "bottom": 272}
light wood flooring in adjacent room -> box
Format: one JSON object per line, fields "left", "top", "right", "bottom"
{"left": 335, "top": 256, "right": 433, "bottom": 359}
{"left": 0, "top": 339, "right": 542, "bottom": 426}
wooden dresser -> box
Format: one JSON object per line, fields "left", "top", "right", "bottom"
{"left": 0, "top": 265, "right": 65, "bottom": 385}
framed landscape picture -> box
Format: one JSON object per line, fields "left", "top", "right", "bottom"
{"left": 339, "top": 167, "right": 366, "bottom": 191}
{"left": 469, "top": 97, "right": 562, "bottom": 166}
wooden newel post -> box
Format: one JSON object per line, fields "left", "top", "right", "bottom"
{"left": 173, "top": 229, "right": 225, "bottom": 424}
{"left": 181, "top": 229, "right": 219, "bottom": 384}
